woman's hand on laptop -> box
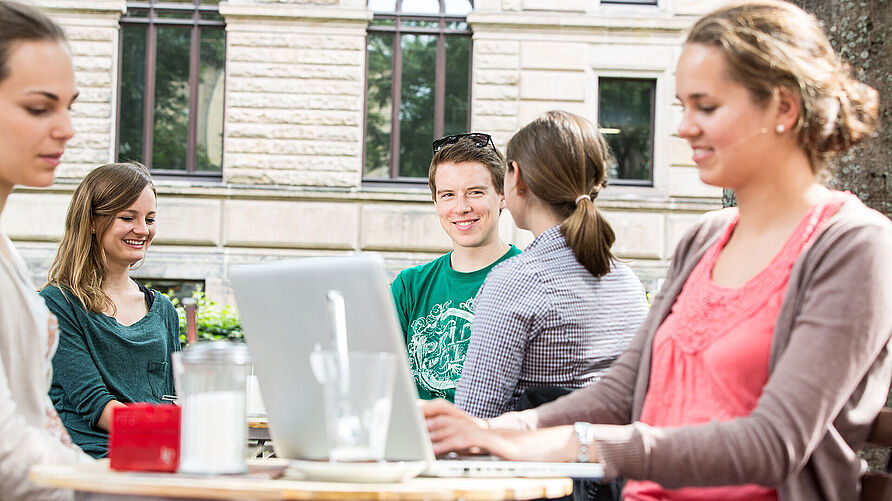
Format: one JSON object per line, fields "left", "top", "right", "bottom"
{"left": 422, "top": 400, "right": 583, "bottom": 462}
{"left": 422, "top": 399, "right": 489, "bottom": 456}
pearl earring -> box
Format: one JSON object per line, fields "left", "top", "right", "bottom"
{"left": 775, "top": 124, "right": 786, "bottom": 134}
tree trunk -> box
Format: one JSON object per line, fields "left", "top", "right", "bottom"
{"left": 795, "top": 0, "right": 892, "bottom": 219}
{"left": 793, "top": 0, "right": 892, "bottom": 473}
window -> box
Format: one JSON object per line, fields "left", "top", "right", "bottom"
{"left": 118, "top": 0, "right": 225, "bottom": 178}
{"left": 364, "top": 0, "right": 473, "bottom": 182}
{"left": 598, "top": 77, "right": 655, "bottom": 185}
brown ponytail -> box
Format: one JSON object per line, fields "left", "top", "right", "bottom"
{"left": 820, "top": 77, "right": 878, "bottom": 157}
{"left": 506, "top": 110, "right": 616, "bottom": 277}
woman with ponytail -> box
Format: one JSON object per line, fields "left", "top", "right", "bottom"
{"left": 425, "top": 2, "right": 891, "bottom": 500}
{"left": 454, "top": 110, "right": 649, "bottom": 419}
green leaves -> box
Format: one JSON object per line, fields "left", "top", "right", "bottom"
{"left": 170, "top": 291, "right": 243, "bottom": 347}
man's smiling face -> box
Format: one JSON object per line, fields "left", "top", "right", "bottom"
{"left": 433, "top": 160, "right": 506, "bottom": 251}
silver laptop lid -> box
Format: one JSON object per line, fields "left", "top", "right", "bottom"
{"left": 229, "top": 253, "right": 435, "bottom": 463}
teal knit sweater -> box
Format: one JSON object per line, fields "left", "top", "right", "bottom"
{"left": 40, "top": 285, "right": 180, "bottom": 458}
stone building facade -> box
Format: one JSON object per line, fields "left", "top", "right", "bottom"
{"left": 4, "top": 0, "right": 726, "bottom": 303}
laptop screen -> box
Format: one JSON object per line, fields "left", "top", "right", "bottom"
{"left": 229, "top": 253, "right": 436, "bottom": 463}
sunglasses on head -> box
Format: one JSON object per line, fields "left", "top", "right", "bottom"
{"left": 432, "top": 133, "right": 497, "bottom": 154}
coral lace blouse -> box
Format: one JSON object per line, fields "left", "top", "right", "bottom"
{"left": 623, "top": 192, "right": 850, "bottom": 501}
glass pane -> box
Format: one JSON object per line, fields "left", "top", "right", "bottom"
{"left": 443, "top": 35, "right": 470, "bottom": 136}
{"left": 364, "top": 33, "right": 394, "bottom": 178}
{"left": 598, "top": 78, "right": 654, "bottom": 182}
{"left": 400, "top": 0, "right": 439, "bottom": 15}
{"left": 156, "top": 10, "right": 194, "bottom": 19}
{"left": 402, "top": 19, "right": 439, "bottom": 29}
{"left": 196, "top": 28, "right": 225, "bottom": 172}
{"left": 368, "top": 0, "right": 396, "bottom": 12}
{"left": 118, "top": 24, "right": 146, "bottom": 164}
{"left": 200, "top": 11, "right": 224, "bottom": 22}
{"left": 398, "top": 33, "right": 436, "bottom": 178}
{"left": 124, "top": 7, "right": 150, "bottom": 19}
{"left": 153, "top": 25, "right": 192, "bottom": 171}
{"left": 444, "top": 0, "right": 472, "bottom": 16}
{"left": 371, "top": 18, "right": 395, "bottom": 26}
{"left": 446, "top": 21, "right": 468, "bottom": 30}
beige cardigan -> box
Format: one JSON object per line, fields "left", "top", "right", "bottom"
{"left": 492, "top": 198, "right": 892, "bottom": 501}
{"left": 0, "top": 234, "right": 91, "bottom": 501}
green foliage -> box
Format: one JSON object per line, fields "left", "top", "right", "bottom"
{"left": 396, "top": 33, "right": 437, "bottom": 178}
{"left": 365, "top": 33, "right": 394, "bottom": 178}
{"left": 118, "top": 21, "right": 225, "bottom": 172}
{"left": 364, "top": 29, "right": 471, "bottom": 179}
{"left": 169, "top": 290, "right": 243, "bottom": 347}
{"left": 118, "top": 24, "right": 147, "bottom": 163}
{"left": 443, "top": 36, "right": 470, "bottom": 136}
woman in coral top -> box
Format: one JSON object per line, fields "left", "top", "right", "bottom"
{"left": 422, "top": 1, "right": 892, "bottom": 500}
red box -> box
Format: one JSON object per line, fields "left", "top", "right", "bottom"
{"left": 109, "top": 403, "right": 180, "bottom": 472}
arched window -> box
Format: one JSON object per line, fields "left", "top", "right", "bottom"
{"left": 364, "top": 0, "right": 474, "bottom": 181}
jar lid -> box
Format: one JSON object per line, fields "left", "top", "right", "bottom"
{"left": 180, "top": 341, "right": 252, "bottom": 365}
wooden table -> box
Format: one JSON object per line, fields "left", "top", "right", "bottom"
{"left": 30, "top": 460, "right": 574, "bottom": 501}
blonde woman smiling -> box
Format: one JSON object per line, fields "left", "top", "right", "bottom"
{"left": 41, "top": 162, "right": 180, "bottom": 458}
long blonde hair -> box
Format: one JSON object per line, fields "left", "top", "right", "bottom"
{"left": 44, "top": 162, "right": 155, "bottom": 313}
{"left": 506, "top": 110, "right": 615, "bottom": 278}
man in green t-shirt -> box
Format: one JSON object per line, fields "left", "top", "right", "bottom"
{"left": 391, "top": 133, "right": 520, "bottom": 402}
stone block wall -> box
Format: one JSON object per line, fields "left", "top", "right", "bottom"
{"left": 220, "top": 3, "right": 371, "bottom": 187}
{"left": 42, "top": 1, "right": 124, "bottom": 178}
{"left": 4, "top": 0, "right": 728, "bottom": 304}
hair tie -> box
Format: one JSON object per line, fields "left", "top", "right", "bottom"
{"left": 575, "top": 194, "right": 591, "bottom": 205}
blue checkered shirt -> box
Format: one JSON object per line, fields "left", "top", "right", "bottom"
{"left": 454, "top": 225, "right": 649, "bottom": 418}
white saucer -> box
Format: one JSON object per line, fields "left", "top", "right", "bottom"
{"left": 287, "top": 460, "right": 428, "bottom": 483}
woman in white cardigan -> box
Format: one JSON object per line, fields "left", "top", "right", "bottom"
{"left": 0, "top": 2, "right": 92, "bottom": 500}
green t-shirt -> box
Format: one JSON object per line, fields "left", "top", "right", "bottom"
{"left": 390, "top": 245, "right": 521, "bottom": 401}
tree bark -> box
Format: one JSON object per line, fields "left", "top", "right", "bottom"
{"left": 794, "top": 0, "right": 892, "bottom": 219}
{"left": 793, "top": 0, "right": 892, "bottom": 473}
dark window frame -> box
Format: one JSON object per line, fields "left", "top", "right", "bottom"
{"left": 117, "top": 0, "right": 225, "bottom": 180}
{"left": 597, "top": 76, "right": 656, "bottom": 187}
{"left": 363, "top": 0, "right": 474, "bottom": 185}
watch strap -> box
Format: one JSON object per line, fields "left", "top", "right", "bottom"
{"left": 574, "top": 421, "right": 596, "bottom": 463}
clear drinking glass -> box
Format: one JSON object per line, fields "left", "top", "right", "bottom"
{"left": 310, "top": 350, "right": 397, "bottom": 462}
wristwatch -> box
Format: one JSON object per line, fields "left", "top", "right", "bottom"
{"left": 574, "top": 422, "right": 596, "bottom": 463}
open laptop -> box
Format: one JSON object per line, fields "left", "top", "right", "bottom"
{"left": 229, "top": 253, "right": 604, "bottom": 479}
